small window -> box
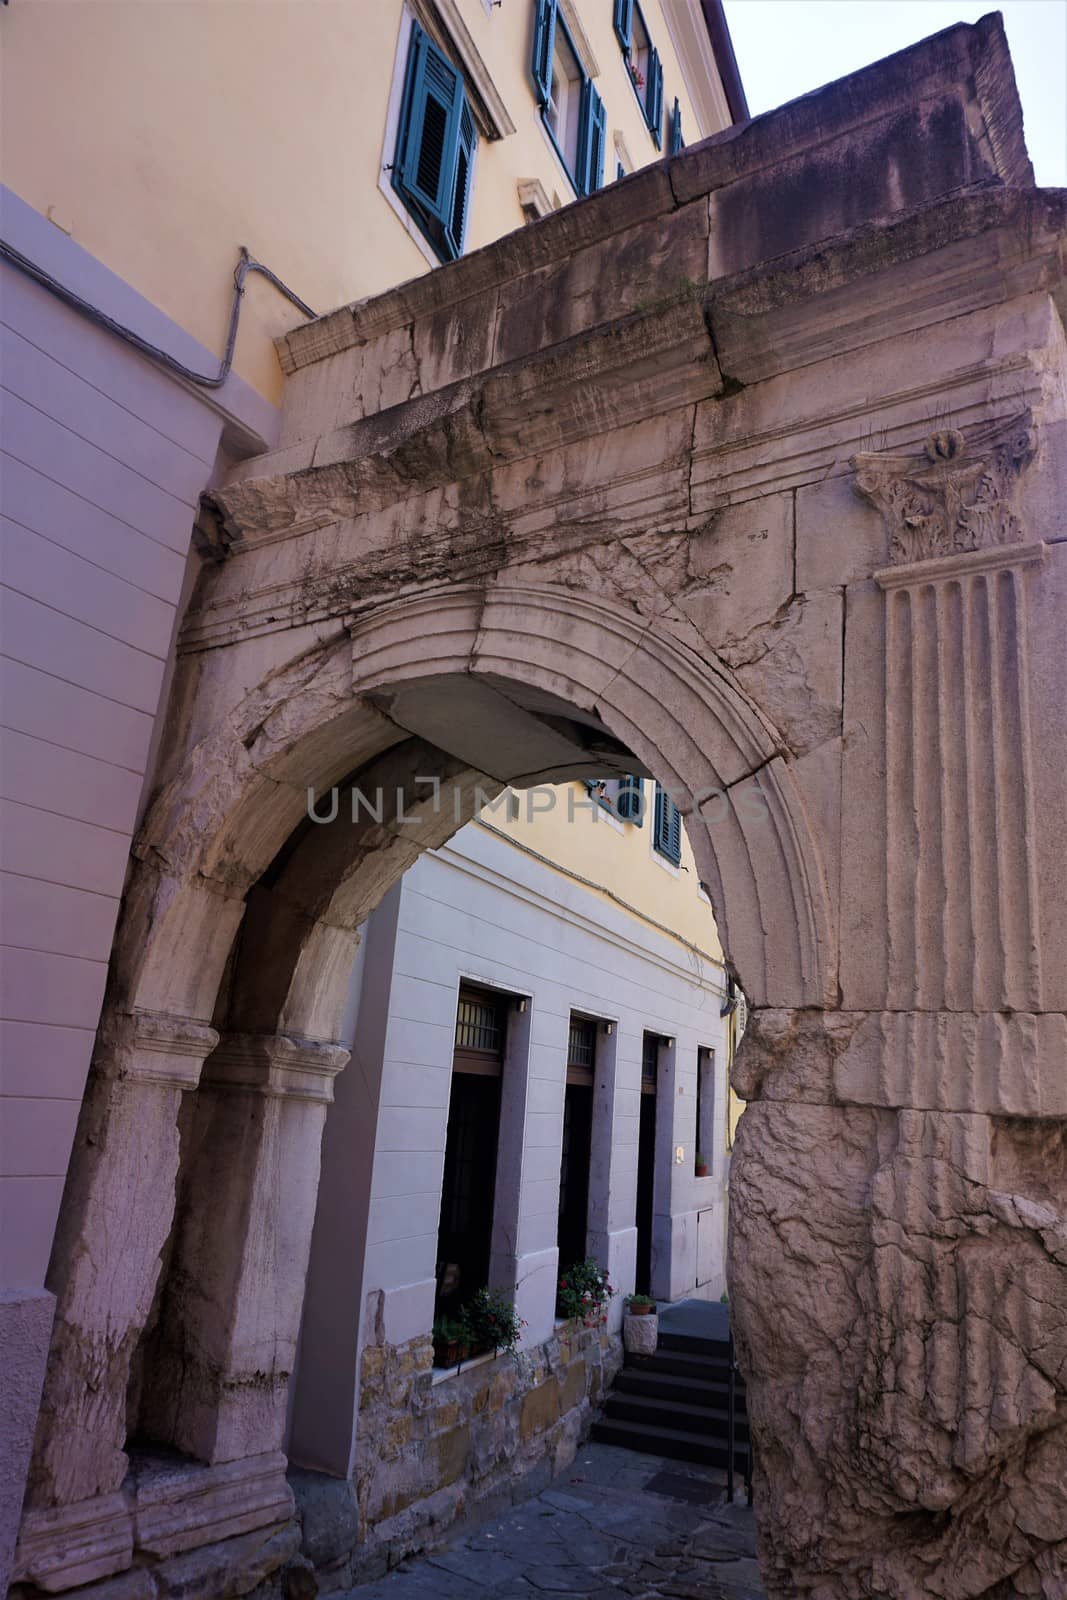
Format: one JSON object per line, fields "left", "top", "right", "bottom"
{"left": 695, "top": 1047, "right": 714, "bottom": 1173}
{"left": 567, "top": 1015, "right": 597, "bottom": 1078}
{"left": 532, "top": 0, "right": 606, "bottom": 195}
{"left": 615, "top": 775, "right": 644, "bottom": 824}
{"left": 546, "top": 14, "right": 583, "bottom": 176}
{"left": 652, "top": 782, "right": 682, "bottom": 865}
{"left": 641, "top": 1031, "right": 660, "bottom": 1091}
{"left": 454, "top": 985, "right": 508, "bottom": 1073}
{"left": 584, "top": 775, "right": 644, "bottom": 823}
{"left": 613, "top": 0, "right": 663, "bottom": 145}
{"left": 393, "top": 22, "right": 477, "bottom": 263}
{"left": 669, "top": 96, "right": 684, "bottom": 156}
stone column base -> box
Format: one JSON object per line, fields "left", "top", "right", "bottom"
{"left": 12, "top": 1452, "right": 294, "bottom": 1595}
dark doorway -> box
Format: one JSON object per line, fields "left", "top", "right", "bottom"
{"left": 635, "top": 1031, "right": 660, "bottom": 1297}
{"left": 558, "top": 1016, "right": 596, "bottom": 1266}
{"left": 435, "top": 986, "right": 507, "bottom": 1315}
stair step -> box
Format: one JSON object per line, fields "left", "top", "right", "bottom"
{"left": 590, "top": 1416, "right": 751, "bottom": 1469}
{"left": 613, "top": 1370, "right": 748, "bottom": 1415}
{"left": 627, "top": 1349, "right": 741, "bottom": 1385}
{"left": 604, "top": 1391, "right": 750, "bottom": 1438}
{"left": 657, "top": 1330, "right": 733, "bottom": 1359}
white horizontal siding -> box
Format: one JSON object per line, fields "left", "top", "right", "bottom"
{"left": 0, "top": 241, "right": 234, "bottom": 1294}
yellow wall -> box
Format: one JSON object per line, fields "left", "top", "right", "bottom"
{"left": 1, "top": 0, "right": 730, "bottom": 404}
{"left": 481, "top": 780, "right": 724, "bottom": 966}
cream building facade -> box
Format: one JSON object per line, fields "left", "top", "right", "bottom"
{"left": 4, "top": 10, "right": 1065, "bottom": 1596}
{"left": 0, "top": 2, "right": 744, "bottom": 1587}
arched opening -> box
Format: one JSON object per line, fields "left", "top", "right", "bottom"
{"left": 122, "top": 668, "right": 747, "bottom": 1479}
{"left": 28, "top": 585, "right": 832, "bottom": 1542}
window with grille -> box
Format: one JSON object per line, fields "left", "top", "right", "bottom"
{"left": 566, "top": 1015, "right": 597, "bottom": 1088}
{"left": 568, "top": 1016, "right": 596, "bottom": 1070}
{"left": 393, "top": 22, "right": 477, "bottom": 263}
{"left": 453, "top": 986, "right": 508, "bottom": 1074}
{"left": 641, "top": 1031, "right": 660, "bottom": 1092}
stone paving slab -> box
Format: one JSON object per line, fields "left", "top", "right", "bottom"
{"left": 345, "top": 1444, "right": 765, "bottom": 1600}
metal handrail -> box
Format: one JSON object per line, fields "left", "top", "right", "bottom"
{"left": 727, "top": 1331, "right": 737, "bottom": 1503}
{"left": 726, "top": 1330, "right": 754, "bottom": 1507}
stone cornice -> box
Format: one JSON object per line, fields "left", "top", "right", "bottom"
{"left": 874, "top": 540, "right": 1047, "bottom": 592}
{"left": 219, "top": 289, "right": 718, "bottom": 541}
{"left": 203, "top": 1032, "right": 351, "bottom": 1102}
{"left": 276, "top": 13, "right": 1031, "bottom": 377}
{"left": 122, "top": 1011, "right": 221, "bottom": 1090}
{"left": 224, "top": 187, "right": 1064, "bottom": 559}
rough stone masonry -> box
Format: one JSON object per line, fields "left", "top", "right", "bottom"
{"left": 12, "top": 14, "right": 1067, "bottom": 1600}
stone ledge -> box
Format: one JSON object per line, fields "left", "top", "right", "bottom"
{"left": 12, "top": 1458, "right": 295, "bottom": 1597}
{"left": 12, "top": 1494, "right": 132, "bottom": 1594}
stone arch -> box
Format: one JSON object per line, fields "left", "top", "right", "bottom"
{"left": 29, "top": 580, "right": 831, "bottom": 1513}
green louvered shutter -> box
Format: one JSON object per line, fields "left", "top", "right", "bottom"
{"left": 396, "top": 24, "right": 464, "bottom": 227}
{"left": 532, "top": 0, "right": 557, "bottom": 107}
{"left": 445, "top": 95, "right": 477, "bottom": 258}
{"left": 616, "top": 776, "right": 644, "bottom": 824}
{"left": 646, "top": 46, "right": 664, "bottom": 145}
{"left": 653, "top": 783, "right": 682, "bottom": 864}
{"left": 669, "top": 96, "right": 683, "bottom": 156}
{"left": 577, "top": 79, "right": 606, "bottom": 195}
{"left": 613, "top": 0, "right": 633, "bottom": 51}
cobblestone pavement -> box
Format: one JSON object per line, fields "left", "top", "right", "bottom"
{"left": 348, "top": 1443, "right": 766, "bottom": 1599}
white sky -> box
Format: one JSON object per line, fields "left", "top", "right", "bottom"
{"left": 723, "top": 0, "right": 1067, "bottom": 186}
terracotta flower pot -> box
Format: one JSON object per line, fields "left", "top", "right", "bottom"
{"left": 695, "top": 1163, "right": 708, "bottom": 1178}
{"left": 627, "top": 1301, "right": 655, "bottom": 1316}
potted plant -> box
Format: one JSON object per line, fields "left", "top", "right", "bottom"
{"left": 556, "top": 1259, "right": 614, "bottom": 1328}
{"left": 432, "top": 1315, "right": 469, "bottom": 1369}
{"left": 695, "top": 1152, "right": 708, "bottom": 1178}
{"left": 460, "top": 1287, "right": 525, "bottom": 1355}
{"left": 625, "top": 1293, "right": 656, "bottom": 1316}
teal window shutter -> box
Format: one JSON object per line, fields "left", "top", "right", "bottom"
{"left": 445, "top": 97, "right": 477, "bottom": 257}
{"left": 396, "top": 24, "right": 464, "bottom": 226}
{"left": 669, "top": 96, "right": 683, "bottom": 155}
{"left": 653, "top": 782, "right": 682, "bottom": 864}
{"left": 532, "top": 0, "right": 557, "bottom": 107}
{"left": 394, "top": 23, "right": 476, "bottom": 263}
{"left": 617, "top": 776, "right": 644, "bottom": 824}
{"left": 613, "top": 0, "right": 633, "bottom": 51}
{"left": 577, "top": 80, "right": 606, "bottom": 196}
{"left": 646, "top": 47, "right": 664, "bottom": 145}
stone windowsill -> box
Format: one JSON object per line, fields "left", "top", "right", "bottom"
{"left": 431, "top": 1349, "right": 498, "bottom": 1385}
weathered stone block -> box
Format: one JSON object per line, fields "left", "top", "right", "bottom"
{"left": 286, "top": 1473, "right": 358, "bottom": 1571}
{"left": 558, "top": 1361, "right": 587, "bottom": 1414}
{"left": 519, "top": 1380, "right": 560, "bottom": 1441}
{"left": 427, "top": 1427, "right": 470, "bottom": 1493}
{"left": 623, "top": 1315, "right": 658, "bottom": 1358}
{"left": 152, "top": 1522, "right": 298, "bottom": 1600}
{"left": 429, "top": 1400, "right": 460, "bottom": 1433}
{"left": 488, "top": 1369, "right": 516, "bottom": 1415}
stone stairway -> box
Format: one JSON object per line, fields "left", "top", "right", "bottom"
{"left": 592, "top": 1301, "right": 749, "bottom": 1474}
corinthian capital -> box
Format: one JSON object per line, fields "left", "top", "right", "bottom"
{"left": 851, "top": 411, "right": 1036, "bottom": 565}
